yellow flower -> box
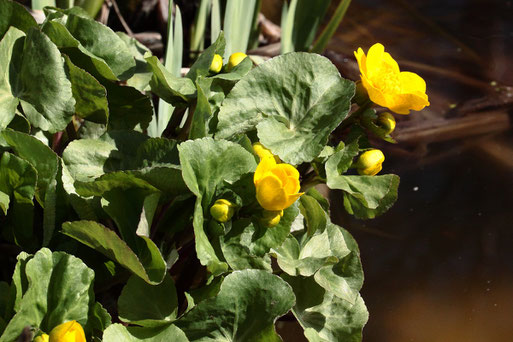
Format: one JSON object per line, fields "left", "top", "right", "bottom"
{"left": 377, "top": 112, "right": 396, "bottom": 134}
{"left": 354, "top": 43, "right": 429, "bottom": 114}
{"left": 209, "top": 54, "right": 223, "bottom": 74}
{"left": 35, "top": 334, "right": 49, "bottom": 342}
{"left": 226, "top": 52, "right": 247, "bottom": 72}
{"left": 260, "top": 210, "right": 284, "bottom": 227}
{"left": 254, "top": 156, "right": 303, "bottom": 211}
{"left": 48, "top": 321, "right": 86, "bottom": 342}
{"left": 210, "top": 199, "right": 235, "bottom": 222}
{"left": 356, "top": 149, "right": 385, "bottom": 176}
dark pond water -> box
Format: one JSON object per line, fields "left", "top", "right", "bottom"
{"left": 325, "top": 0, "right": 513, "bottom": 341}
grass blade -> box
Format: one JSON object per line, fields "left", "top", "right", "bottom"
{"left": 311, "top": 0, "right": 352, "bottom": 54}
{"left": 31, "top": 0, "right": 56, "bottom": 10}
{"left": 280, "top": 0, "right": 297, "bottom": 54}
{"left": 148, "top": 1, "right": 184, "bottom": 137}
{"left": 211, "top": 0, "right": 221, "bottom": 44}
{"left": 223, "top": 0, "right": 257, "bottom": 58}
{"left": 191, "top": 0, "right": 210, "bottom": 58}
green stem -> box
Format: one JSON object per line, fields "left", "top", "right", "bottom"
{"left": 338, "top": 100, "right": 373, "bottom": 131}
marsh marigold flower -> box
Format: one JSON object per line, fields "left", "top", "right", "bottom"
{"left": 254, "top": 156, "right": 303, "bottom": 211}
{"left": 48, "top": 320, "right": 86, "bottom": 342}
{"left": 356, "top": 149, "right": 385, "bottom": 176}
{"left": 354, "top": 43, "right": 429, "bottom": 114}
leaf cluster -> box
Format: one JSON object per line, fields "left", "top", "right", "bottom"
{"left": 0, "top": 2, "right": 400, "bottom": 341}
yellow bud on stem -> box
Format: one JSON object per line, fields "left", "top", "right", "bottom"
{"left": 226, "top": 52, "right": 247, "bottom": 72}
{"left": 209, "top": 54, "right": 223, "bottom": 74}
{"left": 377, "top": 112, "right": 396, "bottom": 134}
{"left": 356, "top": 149, "right": 385, "bottom": 176}
{"left": 49, "top": 320, "right": 86, "bottom": 342}
{"left": 210, "top": 199, "right": 235, "bottom": 223}
{"left": 34, "top": 334, "right": 49, "bottom": 342}
{"left": 260, "top": 210, "right": 283, "bottom": 227}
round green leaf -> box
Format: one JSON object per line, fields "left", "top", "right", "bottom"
{"left": 216, "top": 52, "right": 355, "bottom": 164}
{"left": 177, "top": 269, "right": 296, "bottom": 342}
{"left": 118, "top": 274, "right": 178, "bottom": 327}
{"left": 103, "top": 323, "right": 189, "bottom": 342}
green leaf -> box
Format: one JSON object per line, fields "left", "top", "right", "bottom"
{"left": 299, "top": 194, "right": 327, "bottom": 236}
{"left": 284, "top": 275, "right": 368, "bottom": 342}
{"left": 0, "top": 27, "right": 76, "bottom": 133}
{"left": 2, "top": 130, "right": 59, "bottom": 205}
{"left": 62, "top": 220, "right": 167, "bottom": 284}
{"left": 0, "top": 152, "right": 37, "bottom": 214}
{"left": 145, "top": 54, "right": 196, "bottom": 106}
{"left": 87, "top": 302, "right": 112, "bottom": 338}
{"left": 342, "top": 174, "right": 399, "bottom": 219}
{"left": 103, "top": 81, "right": 154, "bottom": 131}
{"left": 178, "top": 138, "right": 256, "bottom": 274}
{"left": 216, "top": 53, "right": 355, "bottom": 164}
{"left": 19, "top": 28, "right": 75, "bottom": 132}
{"left": 41, "top": 20, "right": 118, "bottom": 81}
{"left": 62, "top": 130, "right": 149, "bottom": 182}
{"left": 327, "top": 173, "right": 400, "bottom": 217}
{"left": 0, "top": 27, "right": 24, "bottom": 130}
{"left": 0, "top": 0, "right": 37, "bottom": 39}
{"left": 118, "top": 274, "right": 178, "bottom": 327}
{"left": 63, "top": 55, "right": 108, "bottom": 124}
{"left": 117, "top": 32, "right": 153, "bottom": 92}
{"left": 103, "top": 323, "right": 189, "bottom": 342}
{"left": 179, "top": 138, "right": 257, "bottom": 207}
{"left": 177, "top": 269, "right": 295, "bottom": 342}
{"left": 65, "top": 14, "right": 136, "bottom": 80}
{"left": 325, "top": 141, "right": 359, "bottom": 177}
{"left": 274, "top": 222, "right": 345, "bottom": 277}
{"left": 0, "top": 248, "right": 95, "bottom": 342}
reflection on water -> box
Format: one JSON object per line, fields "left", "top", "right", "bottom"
{"left": 326, "top": 0, "right": 513, "bottom": 341}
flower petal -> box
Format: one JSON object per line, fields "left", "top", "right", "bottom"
{"left": 284, "top": 192, "right": 304, "bottom": 209}
{"left": 387, "top": 92, "right": 430, "bottom": 114}
{"left": 361, "top": 74, "right": 387, "bottom": 107}
{"left": 256, "top": 174, "right": 289, "bottom": 211}
{"left": 284, "top": 176, "right": 300, "bottom": 195}
{"left": 365, "top": 43, "right": 385, "bottom": 79}
{"left": 354, "top": 47, "right": 367, "bottom": 76}
{"left": 254, "top": 156, "right": 277, "bottom": 185}
{"left": 399, "top": 71, "right": 427, "bottom": 93}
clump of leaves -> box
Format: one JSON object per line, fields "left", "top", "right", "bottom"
{"left": 0, "top": 1, "right": 405, "bottom": 341}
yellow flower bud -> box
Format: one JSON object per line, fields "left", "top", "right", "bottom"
{"left": 48, "top": 321, "right": 86, "bottom": 342}
{"left": 34, "top": 334, "right": 49, "bottom": 342}
{"left": 260, "top": 210, "right": 283, "bottom": 227}
{"left": 377, "top": 112, "right": 396, "bottom": 134}
{"left": 226, "top": 52, "right": 247, "bottom": 72}
{"left": 254, "top": 156, "right": 303, "bottom": 211}
{"left": 210, "top": 199, "right": 235, "bottom": 223}
{"left": 209, "top": 54, "right": 223, "bottom": 74}
{"left": 356, "top": 149, "right": 385, "bottom": 176}
{"left": 354, "top": 43, "right": 429, "bottom": 114}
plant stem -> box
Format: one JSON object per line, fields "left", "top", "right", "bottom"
{"left": 337, "top": 100, "right": 373, "bottom": 131}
